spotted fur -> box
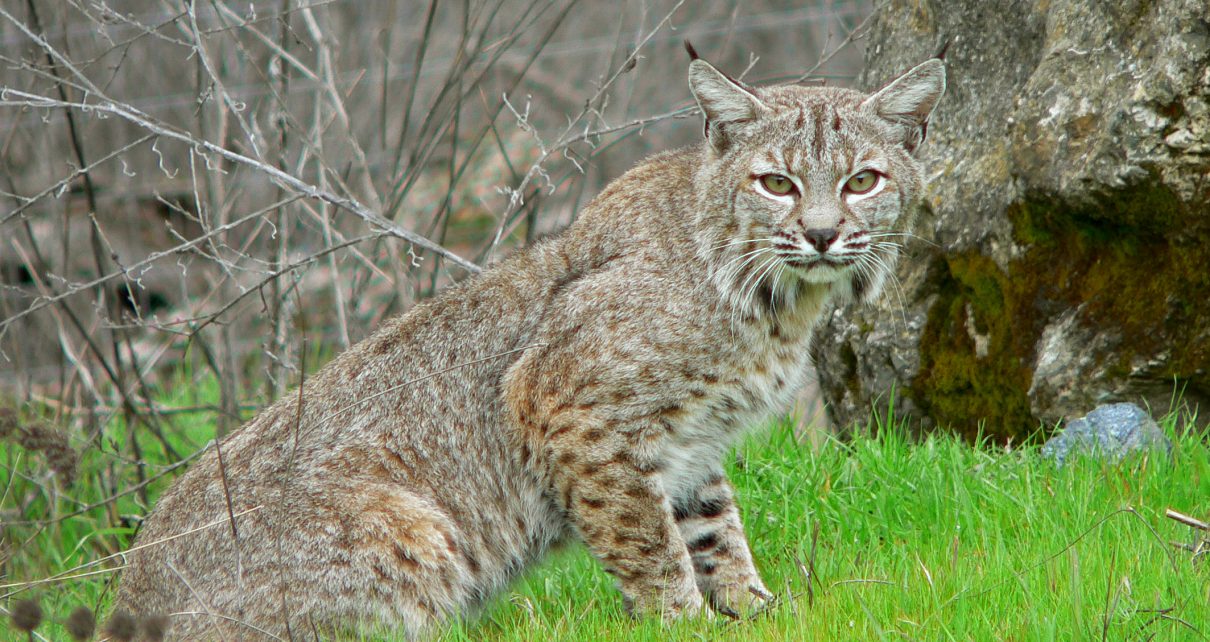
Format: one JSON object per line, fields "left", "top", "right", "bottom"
{"left": 116, "top": 54, "right": 944, "bottom": 640}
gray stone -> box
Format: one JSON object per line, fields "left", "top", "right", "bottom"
{"left": 812, "top": 0, "right": 1210, "bottom": 440}
{"left": 1041, "top": 402, "right": 1172, "bottom": 465}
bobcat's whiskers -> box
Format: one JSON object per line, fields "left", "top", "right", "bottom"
{"left": 853, "top": 240, "right": 910, "bottom": 329}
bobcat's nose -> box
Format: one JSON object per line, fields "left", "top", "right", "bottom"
{"left": 804, "top": 228, "right": 839, "bottom": 253}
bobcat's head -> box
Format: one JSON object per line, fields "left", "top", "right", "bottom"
{"left": 688, "top": 50, "right": 945, "bottom": 314}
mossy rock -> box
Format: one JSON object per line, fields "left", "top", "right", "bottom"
{"left": 812, "top": 0, "right": 1210, "bottom": 442}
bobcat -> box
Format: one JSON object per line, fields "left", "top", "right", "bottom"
{"left": 116, "top": 48, "right": 945, "bottom": 640}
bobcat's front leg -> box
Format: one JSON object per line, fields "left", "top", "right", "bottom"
{"left": 674, "top": 468, "right": 772, "bottom": 617}
{"left": 544, "top": 420, "right": 704, "bottom": 619}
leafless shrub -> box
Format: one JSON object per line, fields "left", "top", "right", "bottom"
{"left": 0, "top": 0, "right": 870, "bottom": 529}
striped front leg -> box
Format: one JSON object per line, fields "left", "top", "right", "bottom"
{"left": 672, "top": 469, "right": 772, "bottom": 617}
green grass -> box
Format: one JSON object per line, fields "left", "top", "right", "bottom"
{"left": 3, "top": 393, "right": 1208, "bottom": 641}
{"left": 426, "top": 419, "right": 1209, "bottom": 642}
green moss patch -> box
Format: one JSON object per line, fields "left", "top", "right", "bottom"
{"left": 913, "top": 251, "right": 1036, "bottom": 441}
{"left": 913, "top": 178, "right": 1210, "bottom": 441}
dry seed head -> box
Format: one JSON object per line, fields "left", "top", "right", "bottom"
{"left": 16, "top": 420, "right": 79, "bottom": 486}
{"left": 65, "top": 606, "right": 96, "bottom": 641}
{"left": 138, "top": 613, "right": 169, "bottom": 641}
{"left": 0, "top": 406, "right": 17, "bottom": 439}
{"left": 10, "top": 598, "right": 43, "bottom": 632}
{"left": 102, "top": 609, "right": 137, "bottom": 642}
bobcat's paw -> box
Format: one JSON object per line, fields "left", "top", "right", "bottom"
{"left": 623, "top": 581, "right": 706, "bottom": 621}
{"left": 709, "top": 580, "right": 774, "bottom": 619}
{"left": 663, "top": 587, "right": 706, "bottom": 621}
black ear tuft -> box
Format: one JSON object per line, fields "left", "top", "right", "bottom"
{"left": 684, "top": 39, "right": 700, "bottom": 61}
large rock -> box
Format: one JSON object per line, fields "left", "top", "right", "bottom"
{"left": 813, "top": 0, "right": 1210, "bottom": 439}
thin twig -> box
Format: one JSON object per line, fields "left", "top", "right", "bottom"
{"left": 9, "top": 448, "right": 204, "bottom": 527}
{"left": 0, "top": 90, "right": 480, "bottom": 278}
{"left": 1166, "top": 508, "right": 1209, "bottom": 532}
{"left": 0, "top": 506, "right": 262, "bottom": 599}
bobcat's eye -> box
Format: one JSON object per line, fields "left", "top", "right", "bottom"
{"left": 844, "top": 170, "right": 881, "bottom": 195}
{"left": 759, "top": 174, "right": 796, "bottom": 196}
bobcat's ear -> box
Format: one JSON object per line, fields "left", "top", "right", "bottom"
{"left": 861, "top": 58, "right": 946, "bottom": 154}
{"left": 687, "top": 57, "right": 766, "bottom": 153}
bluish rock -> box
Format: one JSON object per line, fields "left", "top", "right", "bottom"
{"left": 1042, "top": 402, "right": 1172, "bottom": 466}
